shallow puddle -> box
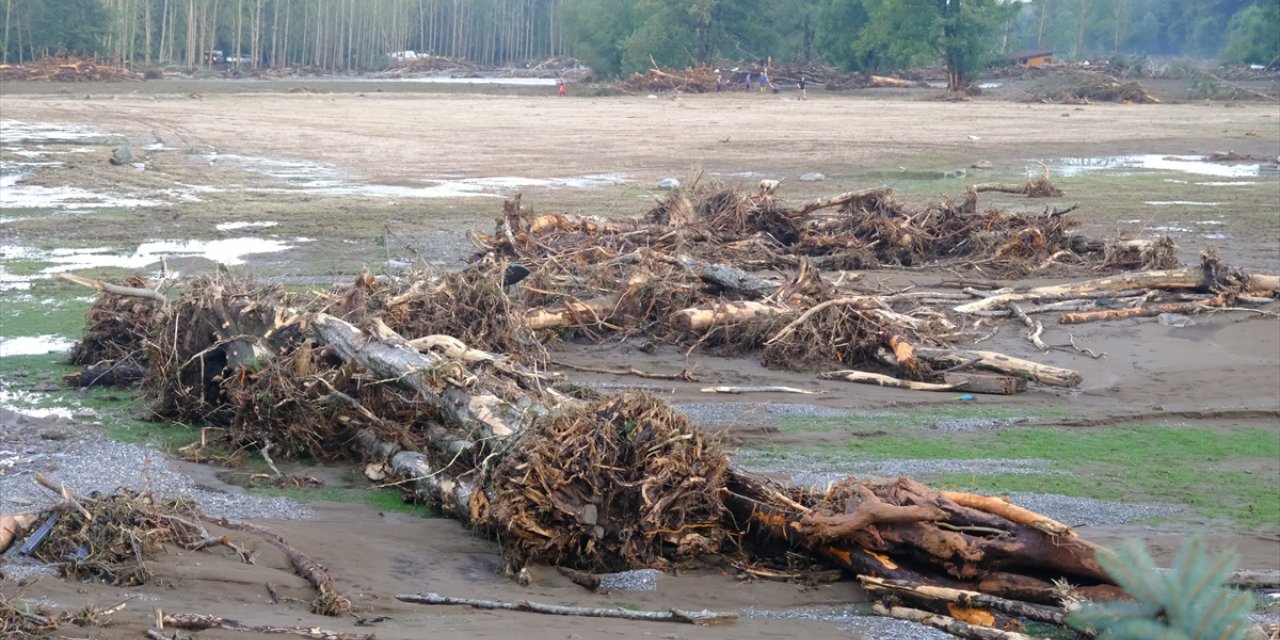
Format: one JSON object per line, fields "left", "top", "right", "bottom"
{"left": 0, "top": 335, "right": 75, "bottom": 357}
{"left": 1051, "top": 154, "right": 1273, "bottom": 178}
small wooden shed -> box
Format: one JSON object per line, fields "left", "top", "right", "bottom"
{"left": 1015, "top": 50, "right": 1054, "bottom": 68}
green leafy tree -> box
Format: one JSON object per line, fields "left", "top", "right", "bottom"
{"left": 560, "top": 0, "right": 637, "bottom": 77}
{"left": 1220, "top": 1, "right": 1280, "bottom": 65}
{"left": 1069, "top": 537, "right": 1257, "bottom": 640}
{"left": 27, "top": 0, "right": 108, "bottom": 56}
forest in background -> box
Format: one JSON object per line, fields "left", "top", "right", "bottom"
{"left": 2, "top": 0, "right": 1277, "bottom": 77}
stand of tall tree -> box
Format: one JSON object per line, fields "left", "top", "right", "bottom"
{"left": 2, "top": 0, "right": 1276, "bottom": 74}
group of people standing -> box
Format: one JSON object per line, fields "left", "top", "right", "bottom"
{"left": 714, "top": 69, "right": 807, "bottom": 100}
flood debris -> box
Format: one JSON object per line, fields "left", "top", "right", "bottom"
{"left": 0, "top": 55, "right": 141, "bottom": 82}
{"left": 396, "top": 592, "right": 738, "bottom": 625}
{"left": 1023, "top": 70, "right": 1160, "bottom": 104}
{"left": 38, "top": 182, "right": 1280, "bottom": 637}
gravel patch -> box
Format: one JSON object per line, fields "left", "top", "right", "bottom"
{"left": 1, "top": 407, "right": 311, "bottom": 577}
{"left": 743, "top": 605, "right": 952, "bottom": 640}
{"left": 0, "top": 408, "right": 310, "bottom": 519}
{"left": 994, "top": 491, "right": 1185, "bottom": 527}
{"left": 598, "top": 568, "right": 659, "bottom": 591}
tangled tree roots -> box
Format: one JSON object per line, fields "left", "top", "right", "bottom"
{"left": 68, "top": 275, "right": 160, "bottom": 366}
{"left": 487, "top": 392, "right": 732, "bottom": 571}
{"left": 31, "top": 489, "right": 213, "bottom": 586}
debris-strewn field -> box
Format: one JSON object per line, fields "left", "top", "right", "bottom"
{"left": 1, "top": 81, "right": 1278, "bottom": 640}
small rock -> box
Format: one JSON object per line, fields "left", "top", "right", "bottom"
{"left": 658, "top": 178, "right": 680, "bottom": 190}
{"left": 970, "top": 160, "right": 992, "bottom": 170}
{"left": 109, "top": 143, "right": 133, "bottom": 165}
{"left": 798, "top": 172, "right": 825, "bottom": 182}
{"left": 1157, "top": 313, "right": 1195, "bottom": 327}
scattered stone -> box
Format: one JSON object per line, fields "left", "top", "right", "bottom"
{"left": 971, "top": 160, "right": 993, "bottom": 170}
{"left": 109, "top": 142, "right": 133, "bottom": 165}
{"left": 798, "top": 172, "right": 825, "bottom": 182}
{"left": 658, "top": 178, "right": 680, "bottom": 190}
{"left": 598, "top": 568, "right": 659, "bottom": 591}
{"left": 1157, "top": 313, "right": 1196, "bottom": 327}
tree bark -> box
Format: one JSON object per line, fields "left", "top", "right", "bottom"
{"left": 916, "top": 348, "right": 1082, "bottom": 388}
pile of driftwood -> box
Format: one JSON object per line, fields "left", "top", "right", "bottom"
{"left": 0, "top": 55, "right": 140, "bottom": 82}
{"left": 1023, "top": 70, "right": 1160, "bottom": 104}
{"left": 11, "top": 182, "right": 1279, "bottom": 638}
{"left": 619, "top": 64, "right": 921, "bottom": 93}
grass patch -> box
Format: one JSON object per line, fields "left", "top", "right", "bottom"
{"left": 252, "top": 485, "right": 436, "bottom": 517}
{"left": 746, "top": 422, "right": 1280, "bottom": 530}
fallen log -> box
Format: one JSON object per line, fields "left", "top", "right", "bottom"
{"left": 670, "top": 300, "right": 785, "bottom": 331}
{"left": 700, "top": 385, "right": 819, "bottom": 395}
{"left": 786, "top": 186, "right": 893, "bottom": 218}
{"left": 859, "top": 576, "right": 1070, "bottom": 627}
{"left": 0, "top": 512, "right": 39, "bottom": 553}
{"left": 819, "top": 370, "right": 958, "bottom": 392}
{"left": 953, "top": 268, "right": 1211, "bottom": 314}
{"left": 313, "top": 314, "right": 525, "bottom": 439}
{"left": 396, "top": 592, "right": 738, "bottom": 625}
{"left": 916, "top": 348, "right": 1082, "bottom": 388}
{"left": 940, "top": 372, "right": 1027, "bottom": 395}
{"left": 1058, "top": 301, "right": 1207, "bottom": 324}
{"left": 58, "top": 272, "right": 167, "bottom": 303}
{"left": 161, "top": 613, "right": 374, "bottom": 639}
{"left": 871, "top": 602, "right": 1038, "bottom": 640}
{"left": 526, "top": 294, "right": 624, "bottom": 330}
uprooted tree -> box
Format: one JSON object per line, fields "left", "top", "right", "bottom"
{"left": 10, "top": 183, "right": 1279, "bottom": 635}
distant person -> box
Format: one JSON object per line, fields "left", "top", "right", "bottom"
{"left": 798, "top": 76, "right": 807, "bottom": 100}
{"left": 759, "top": 70, "right": 768, "bottom": 93}
{"left": 743, "top": 73, "right": 752, "bottom": 92}
{"left": 715, "top": 70, "right": 723, "bottom": 92}
{"left": 558, "top": 80, "right": 566, "bottom": 96}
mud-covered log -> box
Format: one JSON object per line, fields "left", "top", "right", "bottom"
{"left": 675, "top": 254, "right": 777, "bottom": 298}
{"left": 670, "top": 300, "right": 785, "bottom": 331}
{"left": 916, "top": 348, "right": 1082, "bottom": 388}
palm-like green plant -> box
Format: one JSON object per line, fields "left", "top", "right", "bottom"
{"left": 1069, "top": 537, "right": 1257, "bottom": 640}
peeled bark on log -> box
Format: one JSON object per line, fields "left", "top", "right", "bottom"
{"left": 916, "top": 348, "right": 1082, "bottom": 388}
{"left": 312, "top": 314, "right": 525, "bottom": 439}
{"left": 0, "top": 512, "right": 40, "bottom": 553}
{"left": 871, "top": 603, "right": 1038, "bottom": 640}
{"left": 724, "top": 472, "right": 1115, "bottom": 604}
{"left": 786, "top": 187, "right": 893, "bottom": 218}
{"left": 1058, "top": 301, "right": 1207, "bottom": 324}
{"left": 670, "top": 300, "right": 785, "bottom": 331}
{"left": 859, "top": 576, "right": 1070, "bottom": 627}
{"left": 527, "top": 213, "right": 636, "bottom": 236}
{"left": 1248, "top": 272, "right": 1280, "bottom": 293}
{"left": 819, "top": 370, "right": 958, "bottom": 392}
{"left": 953, "top": 268, "right": 1211, "bottom": 314}
{"left": 940, "top": 492, "right": 1075, "bottom": 537}
{"left": 525, "top": 294, "right": 623, "bottom": 330}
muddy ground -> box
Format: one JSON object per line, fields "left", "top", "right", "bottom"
{"left": 1, "top": 80, "right": 1278, "bottom": 639}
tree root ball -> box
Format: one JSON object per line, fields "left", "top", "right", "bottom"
{"left": 486, "top": 391, "right": 731, "bottom": 571}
